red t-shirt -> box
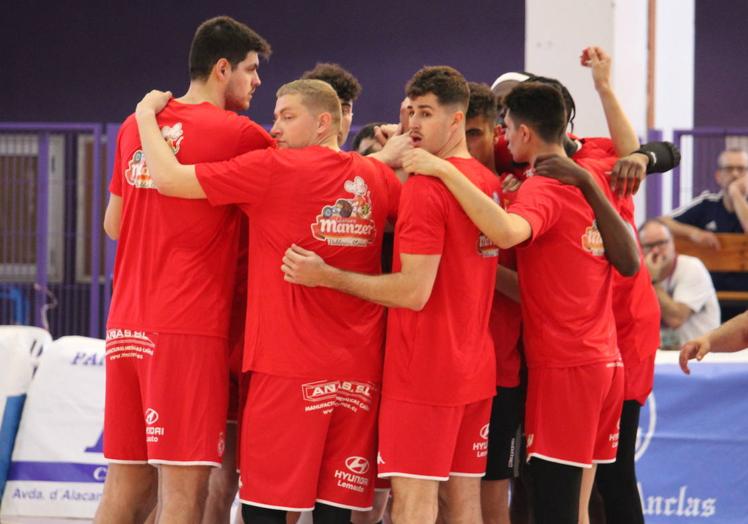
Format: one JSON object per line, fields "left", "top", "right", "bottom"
{"left": 573, "top": 139, "right": 661, "bottom": 362}
{"left": 196, "top": 147, "right": 401, "bottom": 382}
{"left": 508, "top": 161, "right": 619, "bottom": 369}
{"left": 107, "top": 100, "right": 273, "bottom": 337}
{"left": 383, "top": 157, "right": 499, "bottom": 406}
{"left": 490, "top": 190, "right": 522, "bottom": 388}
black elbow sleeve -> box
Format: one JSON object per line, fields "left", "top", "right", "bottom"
{"left": 636, "top": 141, "right": 682, "bottom": 174}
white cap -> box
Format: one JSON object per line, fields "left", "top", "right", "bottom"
{"left": 490, "top": 72, "right": 530, "bottom": 91}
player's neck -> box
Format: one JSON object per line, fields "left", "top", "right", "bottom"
{"left": 178, "top": 82, "right": 226, "bottom": 109}
{"left": 529, "top": 143, "right": 566, "bottom": 166}
{"left": 315, "top": 134, "right": 341, "bottom": 152}
{"left": 437, "top": 131, "right": 470, "bottom": 160}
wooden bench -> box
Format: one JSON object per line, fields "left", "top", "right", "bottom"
{"left": 674, "top": 233, "right": 748, "bottom": 303}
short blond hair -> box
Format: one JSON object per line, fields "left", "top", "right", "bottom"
{"left": 277, "top": 79, "right": 341, "bottom": 131}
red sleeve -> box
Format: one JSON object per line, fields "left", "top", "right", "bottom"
{"left": 109, "top": 126, "right": 124, "bottom": 196}
{"left": 195, "top": 148, "right": 276, "bottom": 208}
{"left": 236, "top": 120, "right": 276, "bottom": 155}
{"left": 383, "top": 164, "right": 401, "bottom": 222}
{"left": 507, "top": 177, "right": 564, "bottom": 245}
{"left": 396, "top": 175, "right": 447, "bottom": 255}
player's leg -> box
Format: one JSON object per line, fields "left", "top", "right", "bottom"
{"left": 527, "top": 458, "right": 582, "bottom": 524}
{"left": 438, "top": 476, "right": 482, "bottom": 524}
{"left": 481, "top": 479, "right": 510, "bottom": 524}
{"left": 577, "top": 464, "right": 597, "bottom": 524}
{"left": 158, "top": 464, "right": 212, "bottom": 522}
{"left": 201, "top": 421, "right": 239, "bottom": 524}
{"left": 481, "top": 386, "right": 522, "bottom": 524}
{"left": 390, "top": 477, "right": 440, "bottom": 524}
{"left": 439, "top": 397, "right": 492, "bottom": 523}
{"left": 95, "top": 330, "right": 157, "bottom": 523}
{"left": 351, "top": 488, "right": 390, "bottom": 524}
{"left": 595, "top": 399, "right": 644, "bottom": 524}
{"left": 94, "top": 463, "right": 157, "bottom": 524}
{"left": 146, "top": 333, "right": 229, "bottom": 523}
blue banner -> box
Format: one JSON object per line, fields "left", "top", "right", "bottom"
{"left": 6, "top": 462, "right": 107, "bottom": 484}
{"left": 0, "top": 395, "right": 26, "bottom": 498}
{"left": 636, "top": 363, "right": 748, "bottom": 522}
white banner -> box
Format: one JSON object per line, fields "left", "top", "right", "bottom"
{"left": 0, "top": 326, "right": 52, "bottom": 498}
{"left": 0, "top": 336, "right": 105, "bottom": 519}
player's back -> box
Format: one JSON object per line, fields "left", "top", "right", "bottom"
{"left": 509, "top": 174, "right": 618, "bottom": 369}
{"left": 229, "top": 147, "right": 401, "bottom": 382}
{"left": 384, "top": 157, "right": 499, "bottom": 406}
{"left": 108, "top": 99, "right": 273, "bottom": 338}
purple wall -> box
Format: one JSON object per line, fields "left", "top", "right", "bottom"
{"left": 694, "top": 1, "right": 748, "bottom": 126}
{"left": 0, "top": 0, "right": 524, "bottom": 126}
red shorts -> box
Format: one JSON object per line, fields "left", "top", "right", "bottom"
{"left": 103, "top": 328, "right": 229, "bottom": 466}
{"left": 239, "top": 373, "right": 380, "bottom": 512}
{"left": 623, "top": 351, "right": 655, "bottom": 405}
{"left": 525, "top": 361, "right": 624, "bottom": 468}
{"left": 377, "top": 397, "right": 492, "bottom": 480}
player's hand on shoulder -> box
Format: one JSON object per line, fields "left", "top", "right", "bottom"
{"left": 402, "top": 148, "right": 449, "bottom": 179}
{"left": 679, "top": 337, "right": 710, "bottom": 375}
{"left": 282, "top": 244, "right": 329, "bottom": 288}
{"left": 136, "top": 90, "right": 173, "bottom": 117}
{"left": 533, "top": 154, "right": 590, "bottom": 187}
{"left": 610, "top": 152, "right": 647, "bottom": 197}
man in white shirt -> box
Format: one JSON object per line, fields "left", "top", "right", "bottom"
{"left": 639, "top": 220, "right": 721, "bottom": 350}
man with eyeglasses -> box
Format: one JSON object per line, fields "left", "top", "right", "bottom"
{"left": 661, "top": 148, "right": 748, "bottom": 246}
{"left": 638, "top": 220, "right": 720, "bottom": 351}
{"left": 659, "top": 148, "right": 748, "bottom": 319}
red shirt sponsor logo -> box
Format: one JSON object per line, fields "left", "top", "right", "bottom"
{"left": 311, "top": 176, "right": 376, "bottom": 246}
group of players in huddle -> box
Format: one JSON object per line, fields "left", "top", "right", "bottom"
{"left": 96, "top": 14, "right": 680, "bottom": 524}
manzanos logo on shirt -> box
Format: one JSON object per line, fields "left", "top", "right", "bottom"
{"left": 311, "top": 176, "right": 376, "bottom": 247}
{"left": 581, "top": 220, "right": 605, "bottom": 256}
{"left": 125, "top": 123, "right": 184, "bottom": 189}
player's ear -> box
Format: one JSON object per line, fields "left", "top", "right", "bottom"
{"left": 493, "top": 125, "right": 501, "bottom": 145}
{"left": 451, "top": 110, "right": 465, "bottom": 129}
{"left": 213, "top": 58, "right": 231, "bottom": 82}
{"left": 520, "top": 123, "right": 531, "bottom": 143}
{"left": 318, "top": 111, "right": 332, "bottom": 133}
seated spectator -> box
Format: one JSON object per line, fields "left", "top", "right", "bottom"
{"left": 659, "top": 148, "right": 748, "bottom": 319}
{"left": 639, "top": 220, "right": 721, "bottom": 350}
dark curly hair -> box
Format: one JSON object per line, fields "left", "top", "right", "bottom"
{"left": 301, "top": 63, "right": 362, "bottom": 103}
{"left": 504, "top": 82, "right": 566, "bottom": 143}
{"left": 467, "top": 82, "right": 498, "bottom": 122}
{"left": 405, "top": 66, "right": 469, "bottom": 110}
{"left": 189, "top": 16, "right": 271, "bottom": 81}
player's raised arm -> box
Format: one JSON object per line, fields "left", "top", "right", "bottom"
{"left": 402, "top": 148, "right": 531, "bottom": 249}
{"left": 134, "top": 90, "right": 206, "bottom": 199}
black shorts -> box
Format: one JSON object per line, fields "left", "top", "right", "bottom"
{"left": 484, "top": 386, "right": 523, "bottom": 481}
